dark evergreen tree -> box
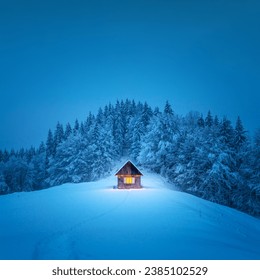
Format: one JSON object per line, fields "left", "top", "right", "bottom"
{"left": 10, "top": 149, "right": 16, "bottom": 157}
{"left": 205, "top": 110, "right": 213, "bottom": 127}
{"left": 80, "top": 122, "right": 85, "bottom": 135}
{"left": 64, "top": 122, "right": 72, "bottom": 139}
{"left": 219, "top": 117, "right": 234, "bottom": 147}
{"left": 73, "top": 119, "right": 80, "bottom": 135}
{"left": 3, "top": 156, "right": 31, "bottom": 193}
{"left": 3, "top": 150, "right": 9, "bottom": 162}
{"left": 138, "top": 114, "right": 162, "bottom": 173}
{"left": 129, "top": 115, "right": 144, "bottom": 160}
{"left": 197, "top": 114, "right": 205, "bottom": 127}
{"left": 26, "top": 146, "right": 36, "bottom": 162}
{"left": 164, "top": 100, "right": 173, "bottom": 115}
{"left": 248, "top": 129, "right": 260, "bottom": 215}
{"left": 141, "top": 102, "right": 153, "bottom": 127}
{"left": 113, "top": 100, "right": 124, "bottom": 156}
{"left": 38, "top": 142, "right": 46, "bottom": 154}
{"left": 0, "top": 162, "right": 9, "bottom": 194}
{"left": 18, "top": 148, "right": 25, "bottom": 159}
{"left": 214, "top": 115, "right": 219, "bottom": 126}
{"left": 96, "top": 108, "right": 104, "bottom": 125}
{"left": 84, "top": 112, "right": 95, "bottom": 133}
{"left": 234, "top": 116, "right": 247, "bottom": 149}
{"left": 54, "top": 122, "right": 64, "bottom": 145}
{"left": 46, "top": 129, "right": 55, "bottom": 157}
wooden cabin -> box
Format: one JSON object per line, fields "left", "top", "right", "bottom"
{"left": 115, "top": 161, "right": 143, "bottom": 189}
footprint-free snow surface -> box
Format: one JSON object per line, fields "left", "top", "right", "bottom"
{"left": 0, "top": 172, "right": 260, "bottom": 260}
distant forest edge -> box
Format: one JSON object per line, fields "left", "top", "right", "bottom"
{"left": 0, "top": 100, "right": 259, "bottom": 216}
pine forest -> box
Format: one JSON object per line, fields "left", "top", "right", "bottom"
{"left": 0, "top": 100, "right": 259, "bottom": 216}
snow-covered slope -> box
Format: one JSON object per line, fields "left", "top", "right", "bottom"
{"left": 0, "top": 172, "right": 260, "bottom": 260}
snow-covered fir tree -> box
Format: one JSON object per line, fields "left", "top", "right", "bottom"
{"left": 0, "top": 100, "right": 259, "bottom": 216}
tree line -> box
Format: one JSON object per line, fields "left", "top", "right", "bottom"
{"left": 0, "top": 100, "right": 259, "bottom": 216}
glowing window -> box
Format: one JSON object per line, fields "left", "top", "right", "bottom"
{"left": 124, "top": 177, "right": 135, "bottom": 184}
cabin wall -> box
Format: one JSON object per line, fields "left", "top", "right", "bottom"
{"left": 117, "top": 176, "right": 141, "bottom": 189}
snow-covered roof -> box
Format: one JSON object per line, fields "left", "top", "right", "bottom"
{"left": 115, "top": 160, "right": 143, "bottom": 176}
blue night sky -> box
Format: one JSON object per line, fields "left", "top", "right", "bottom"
{"left": 0, "top": 0, "right": 259, "bottom": 150}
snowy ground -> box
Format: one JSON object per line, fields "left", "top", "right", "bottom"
{"left": 0, "top": 171, "right": 260, "bottom": 260}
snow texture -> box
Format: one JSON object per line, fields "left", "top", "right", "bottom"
{"left": 0, "top": 171, "right": 260, "bottom": 260}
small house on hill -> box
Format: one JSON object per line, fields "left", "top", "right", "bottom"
{"left": 115, "top": 161, "right": 143, "bottom": 189}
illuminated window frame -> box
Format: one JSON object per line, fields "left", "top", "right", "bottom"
{"left": 124, "top": 177, "right": 135, "bottom": 184}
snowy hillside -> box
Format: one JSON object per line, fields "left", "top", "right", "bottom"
{"left": 0, "top": 171, "right": 260, "bottom": 260}
{"left": 1, "top": 100, "right": 259, "bottom": 217}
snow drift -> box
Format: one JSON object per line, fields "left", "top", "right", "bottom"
{"left": 0, "top": 171, "right": 260, "bottom": 260}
